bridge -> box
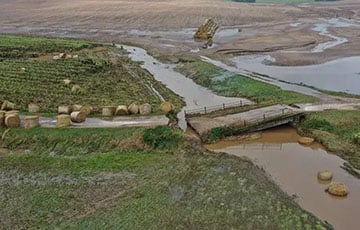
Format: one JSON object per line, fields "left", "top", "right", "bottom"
{"left": 186, "top": 104, "right": 304, "bottom": 143}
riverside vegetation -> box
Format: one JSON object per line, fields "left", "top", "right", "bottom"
{"left": 177, "top": 59, "right": 316, "bottom": 105}
{"left": 0, "top": 35, "right": 331, "bottom": 229}
{"left": 0, "top": 126, "right": 330, "bottom": 229}
{"left": 299, "top": 110, "right": 360, "bottom": 173}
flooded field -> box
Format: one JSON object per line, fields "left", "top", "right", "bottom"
{"left": 206, "top": 126, "right": 360, "bottom": 230}
{"left": 232, "top": 55, "right": 360, "bottom": 95}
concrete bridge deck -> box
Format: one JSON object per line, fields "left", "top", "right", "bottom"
{"left": 187, "top": 104, "right": 303, "bottom": 140}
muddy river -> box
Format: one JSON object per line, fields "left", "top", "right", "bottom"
{"left": 206, "top": 126, "right": 360, "bottom": 230}
{"left": 121, "top": 45, "right": 252, "bottom": 129}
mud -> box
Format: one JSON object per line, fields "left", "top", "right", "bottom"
{"left": 0, "top": 0, "right": 359, "bottom": 66}
{"left": 207, "top": 126, "right": 360, "bottom": 230}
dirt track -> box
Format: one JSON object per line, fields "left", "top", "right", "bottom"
{"left": 1, "top": 0, "right": 360, "bottom": 65}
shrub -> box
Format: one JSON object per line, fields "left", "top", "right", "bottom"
{"left": 143, "top": 126, "right": 182, "bottom": 149}
{"left": 208, "top": 127, "right": 224, "bottom": 143}
{"left": 353, "top": 132, "right": 360, "bottom": 145}
{"left": 302, "top": 119, "right": 335, "bottom": 132}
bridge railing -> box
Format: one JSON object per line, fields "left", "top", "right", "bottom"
{"left": 184, "top": 100, "right": 246, "bottom": 116}
{"left": 239, "top": 107, "right": 295, "bottom": 126}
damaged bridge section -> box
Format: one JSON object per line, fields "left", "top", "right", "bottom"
{"left": 186, "top": 104, "right": 304, "bottom": 143}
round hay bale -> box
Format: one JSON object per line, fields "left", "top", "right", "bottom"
{"left": 0, "top": 110, "right": 5, "bottom": 126}
{"left": 57, "top": 114, "right": 71, "bottom": 128}
{"left": 5, "top": 114, "right": 21, "bottom": 128}
{"left": 115, "top": 105, "right": 129, "bottom": 116}
{"left": 58, "top": 105, "right": 71, "bottom": 115}
{"left": 71, "top": 104, "right": 83, "bottom": 112}
{"left": 63, "top": 79, "right": 72, "bottom": 85}
{"left": 160, "top": 101, "right": 175, "bottom": 113}
{"left": 65, "top": 54, "right": 72, "bottom": 59}
{"left": 25, "top": 115, "right": 40, "bottom": 129}
{"left": 1, "top": 100, "right": 16, "bottom": 111}
{"left": 128, "top": 103, "right": 139, "bottom": 114}
{"left": 53, "top": 55, "right": 60, "bottom": 60}
{"left": 28, "top": 103, "right": 40, "bottom": 113}
{"left": 59, "top": 53, "right": 66, "bottom": 59}
{"left": 139, "top": 103, "right": 152, "bottom": 115}
{"left": 298, "top": 137, "right": 314, "bottom": 145}
{"left": 5, "top": 110, "right": 19, "bottom": 117}
{"left": 102, "top": 106, "right": 116, "bottom": 117}
{"left": 327, "top": 182, "right": 349, "bottom": 197}
{"left": 318, "top": 170, "right": 333, "bottom": 181}
{"left": 80, "top": 105, "right": 93, "bottom": 116}
{"left": 73, "top": 55, "right": 79, "bottom": 59}
{"left": 70, "top": 111, "right": 87, "bottom": 123}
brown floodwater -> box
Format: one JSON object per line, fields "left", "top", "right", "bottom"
{"left": 206, "top": 126, "right": 360, "bottom": 230}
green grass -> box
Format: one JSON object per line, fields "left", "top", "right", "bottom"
{"left": 178, "top": 60, "right": 316, "bottom": 105}
{"left": 0, "top": 35, "right": 184, "bottom": 113}
{"left": 0, "top": 146, "right": 329, "bottom": 229}
{"left": 0, "top": 127, "right": 146, "bottom": 155}
{"left": 299, "top": 110, "right": 360, "bottom": 169}
{"left": 0, "top": 35, "right": 100, "bottom": 58}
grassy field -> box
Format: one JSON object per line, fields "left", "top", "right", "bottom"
{"left": 0, "top": 35, "right": 184, "bottom": 113}
{"left": 0, "top": 127, "right": 329, "bottom": 229}
{"left": 299, "top": 110, "right": 360, "bottom": 172}
{"left": 178, "top": 60, "right": 316, "bottom": 105}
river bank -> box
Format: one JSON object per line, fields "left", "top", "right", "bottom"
{"left": 206, "top": 126, "right": 360, "bottom": 230}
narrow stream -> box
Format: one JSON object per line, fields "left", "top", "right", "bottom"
{"left": 120, "top": 45, "right": 252, "bottom": 129}
{"left": 311, "top": 18, "right": 351, "bottom": 53}
{"left": 206, "top": 126, "right": 360, "bottom": 230}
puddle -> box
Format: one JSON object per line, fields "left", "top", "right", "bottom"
{"left": 206, "top": 126, "right": 360, "bottom": 230}
{"left": 120, "top": 45, "right": 251, "bottom": 129}
{"left": 290, "top": 22, "right": 302, "bottom": 27}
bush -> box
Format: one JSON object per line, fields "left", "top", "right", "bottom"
{"left": 302, "top": 119, "right": 335, "bottom": 132}
{"left": 208, "top": 127, "right": 224, "bottom": 143}
{"left": 353, "top": 132, "right": 360, "bottom": 145}
{"left": 143, "top": 126, "right": 182, "bottom": 149}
